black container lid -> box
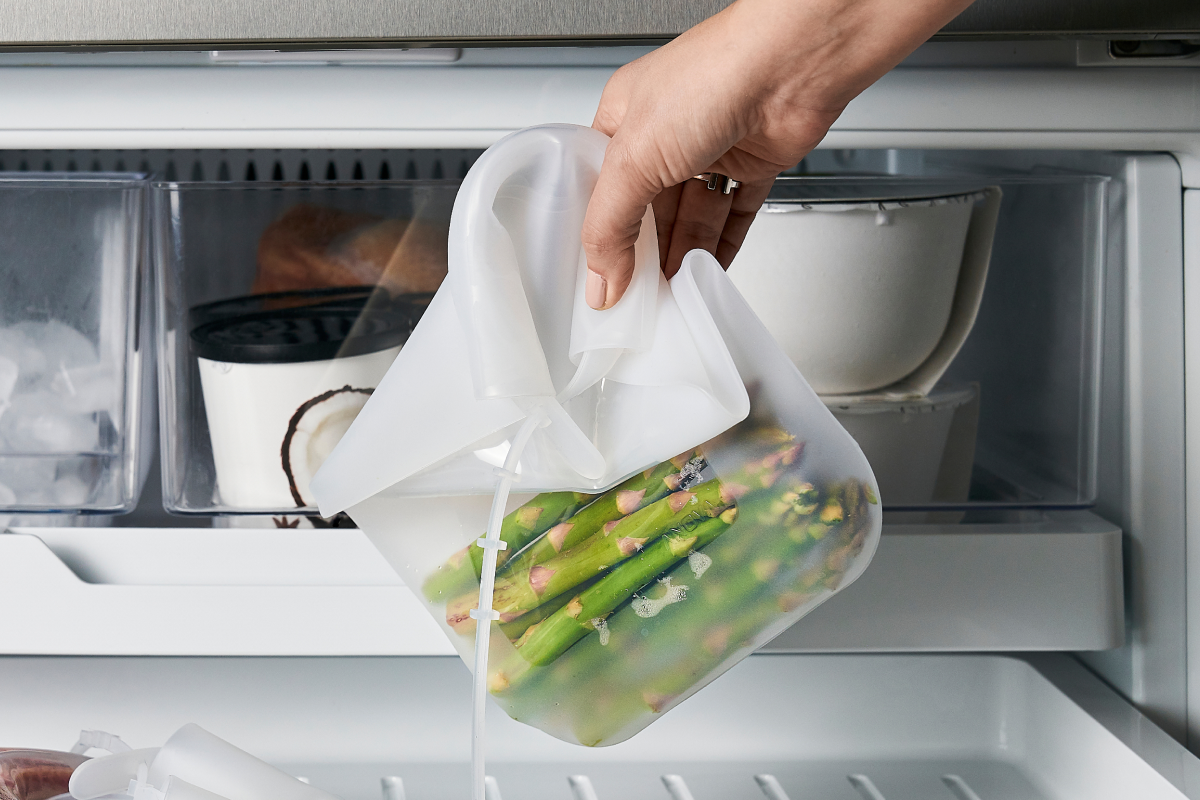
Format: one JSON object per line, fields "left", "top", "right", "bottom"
{"left": 190, "top": 286, "right": 429, "bottom": 364}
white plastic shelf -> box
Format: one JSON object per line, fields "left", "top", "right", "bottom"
{"left": 1, "top": 511, "right": 1122, "bottom": 656}
{"left": 0, "top": 654, "right": 1192, "bottom": 800}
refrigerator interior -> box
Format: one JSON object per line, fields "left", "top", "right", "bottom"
{"left": 0, "top": 47, "right": 1193, "bottom": 793}
{"left": 1, "top": 653, "right": 1197, "bottom": 800}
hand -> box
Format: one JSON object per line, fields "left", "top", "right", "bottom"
{"left": 582, "top": 0, "right": 975, "bottom": 309}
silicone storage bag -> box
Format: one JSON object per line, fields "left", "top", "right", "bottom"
{"left": 312, "top": 124, "right": 882, "bottom": 748}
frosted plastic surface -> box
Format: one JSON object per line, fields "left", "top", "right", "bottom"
{"left": 312, "top": 123, "right": 881, "bottom": 747}
{"left": 70, "top": 725, "right": 335, "bottom": 800}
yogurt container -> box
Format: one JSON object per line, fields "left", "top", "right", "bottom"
{"left": 190, "top": 288, "right": 417, "bottom": 511}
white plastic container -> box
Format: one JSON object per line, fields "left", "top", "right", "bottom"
{"left": 825, "top": 382, "right": 979, "bottom": 506}
{"left": 728, "top": 181, "right": 1002, "bottom": 397}
{"left": 189, "top": 289, "right": 413, "bottom": 511}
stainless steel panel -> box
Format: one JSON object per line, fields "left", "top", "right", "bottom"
{"left": 0, "top": 0, "right": 1195, "bottom": 48}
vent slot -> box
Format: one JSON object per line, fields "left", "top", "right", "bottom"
{"left": 0, "top": 149, "right": 483, "bottom": 182}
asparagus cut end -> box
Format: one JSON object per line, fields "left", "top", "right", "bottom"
{"left": 666, "top": 534, "right": 699, "bottom": 558}
{"left": 820, "top": 501, "right": 845, "bottom": 524}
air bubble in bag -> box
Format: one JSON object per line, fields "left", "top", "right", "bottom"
{"left": 312, "top": 124, "right": 881, "bottom": 749}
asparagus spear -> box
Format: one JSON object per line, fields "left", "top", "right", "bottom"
{"left": 489, "top": 478, "right": 819, "bottom": 696}
{"left": 498, "top": 575, "right": 601, "bottom": 641}
{"left": 488, "top": 478, "right": 733, "bottom": 621}
{"left": 495, "top": 480, "right": 855, "bottom": 744}
{"left": 496, "top": 456, "right": 696, "bottom": 580}
{"left": 513, "top": 508, "right": 738, "bottom": 667}
{"left": 421, "top": 490, "right": 594, "bottom": 602}
{"left": 574, "top": 486, "right": 869, "bottom": 741}
{"left": 492, "top": 436, "right": 806, "bottom": 612}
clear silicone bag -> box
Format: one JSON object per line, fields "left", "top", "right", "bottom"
{"left": 312, "top": 124, "right": 881, "bottom": 750}
{"left": 68, "top": 725, "right": 335, "bottom": 800}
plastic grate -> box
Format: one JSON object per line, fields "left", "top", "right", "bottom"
{"left": 0, "top": 148, "right": 483, "bottom": 182}
{"left": 283, "top": 761, "right": 1052, "bottom": 800}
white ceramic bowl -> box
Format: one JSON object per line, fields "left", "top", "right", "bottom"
{"left": 729, "top": 188, "right": 993, "bottom": 396}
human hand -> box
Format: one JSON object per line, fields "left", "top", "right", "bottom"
{"left": 582, "top": 0, "right": 975, "bottom": 309}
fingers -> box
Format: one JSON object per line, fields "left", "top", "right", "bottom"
{"left": 581, "top": 138, "right": 661, "bottom": 310}
{"left": 650, "top": 183, "right": 684, "bottom": 269}
{"left": 662, "top": 176, "right": 736, "bottom": 278}
{"left": 715, "top": 177, "right": 776, "bottom": 268}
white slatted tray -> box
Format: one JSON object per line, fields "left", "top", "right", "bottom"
{"left": 0, "top": 654, "right": 1193, "bottom": 800}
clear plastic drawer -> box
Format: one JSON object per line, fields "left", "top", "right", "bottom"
{"left": 153, "top": 180, "right": 457, "bottom": 515}
{"left": 0, "top": 174, "right": 151, "bottom": 516}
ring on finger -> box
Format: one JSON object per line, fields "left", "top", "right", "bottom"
{"left": 692, "top": 172, "right": 741, "bottom": 195}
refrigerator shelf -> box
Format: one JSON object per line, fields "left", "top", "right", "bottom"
{"left": 1, "top": 511, "right": 1122, "bottom": 656}
{"left": 0, "top": 654, "right": 1190, "bottom": 800}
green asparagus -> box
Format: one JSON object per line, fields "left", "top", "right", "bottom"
{"left": 497, "top": 456, "right": 695, "bottom": 580}
{"left": 421, "top": 490, "right": 594, "bottom": 602}
{"left": 513, "top": 507, "right": 738, "bottom": 667}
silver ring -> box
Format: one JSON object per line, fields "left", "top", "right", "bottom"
{"left": 692, "top": 172, "right": 741, "bottom": 194}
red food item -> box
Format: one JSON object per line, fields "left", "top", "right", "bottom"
{"left": 0, "top": 750, "right": 87, "bottom": 800}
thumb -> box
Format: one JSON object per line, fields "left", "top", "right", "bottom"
{"left": 581, "top": 140, "right": 661, "bottom": 310}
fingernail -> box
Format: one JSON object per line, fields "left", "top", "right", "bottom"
{"left": 586, "top": 269, "right": 608, "bottom": 310}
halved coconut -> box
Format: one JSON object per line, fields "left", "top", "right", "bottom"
{"left": 281, "top": 385, "right": 372, "bottom": 507}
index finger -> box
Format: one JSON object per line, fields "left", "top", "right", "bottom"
{"left": 581, "top": 139, "right": 662, "bottom": 310}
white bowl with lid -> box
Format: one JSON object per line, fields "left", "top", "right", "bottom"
{"left": 728, "top": 181, "right": 1002, "bottom": 397}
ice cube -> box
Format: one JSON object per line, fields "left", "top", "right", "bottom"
{"left": 52, "top": 473, "right": 92, "bottom": 506}
{"left": 0, "top": 396, "right": 99, "bottom": 453}
{"left": 0, "top": 456, "right": 57, "bottom": 493}
{"left": 0, "top": 325, "right": 45, "bottom": 389}
{"left": 12, "top": 319, "right": 98, "bottom": 370}
{"left": 49, "top": 363, "right": 117, "bottom": 415}
{"left": 0, "top": 355, "right": 17, "bottom": 405}
{"left": 0, "top": 320, "right": 99, "bottom": 393}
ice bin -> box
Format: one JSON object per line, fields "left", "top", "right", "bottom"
{"left": 0, "top": 174, "right": 150, "bottom": 517}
